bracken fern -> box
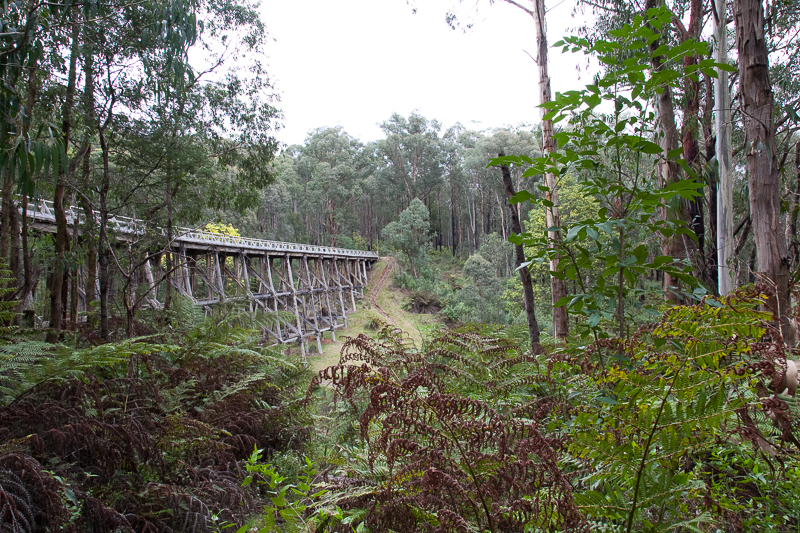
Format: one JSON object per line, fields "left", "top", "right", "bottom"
{"left": 306, "top": 325, "right": 586, "bottom": 533}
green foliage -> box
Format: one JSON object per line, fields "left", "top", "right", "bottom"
{"left": 0, "top": 306, "right": 312, "bottom": 531}
{"left": 253, "top": 285, "right": 800, "bottom": 533}
{"left": 294, "top": 127, "right": 366, "bottom": 247}
{"left": 298, "top": 327, "right": 584, "bottom": 532}
{"left": 455, "top": 253, "right": 503, "bottom": 323}
{"left": 491, "top": 6, "right": 730, "bottom": 338}
{"left": 558, "top": 286, "right": 799, "bottom": 532}
{"left": 0, "top": 262, "right": 17, "bottom": 339}
{"left": 381, "top": 198, "right": 431, "bottom": 278}
{"left": 377, "top": 113, "right": 443, "bottom": 203}
{"left": 242, "top": 448, "right": 344, "bottom": 533}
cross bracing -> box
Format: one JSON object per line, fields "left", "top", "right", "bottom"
{"left": 19, "top": 198, "right": 378, "bottom": 356}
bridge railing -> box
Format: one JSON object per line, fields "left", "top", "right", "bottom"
{"left": 21, "top": 198, "right": 378, "bottom": 259}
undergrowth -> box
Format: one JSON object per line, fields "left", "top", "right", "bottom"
{"left": 253, "top": 285, "right": 800, "bottom": 533}
{"left": 0, "top": 297, "right": 311, "bottom": 532}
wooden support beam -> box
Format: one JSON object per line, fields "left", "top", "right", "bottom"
{"left": 345, "top": 259, "right": 357, "bottom": 311}
{"left": 240, "top": 254, "right": 253, "bottom": 313}
{"left": 361, "top": 260, "right": 368, "bottom": 294}
{"left": 318, "top": 258, "right": 337, "bottom": 341}
{"left": 170, "top": 277, "right": 197, "bottom": 302}
{"left": 142, "top": 258, "right": 162, "bottom": 309}
{"left": 192, "top": 264, "right": 225, "bottom": 299}
{"left": 285, "top": 256, "right": 306, "bottom": 359}
{"left": 303, "top": 256, "right": 323, "bottom": 353}
{"left": 332, "top": 258, "right": 350, "bottom": 321}
{"left": 264, "top": 255, "right": 283, "bottom": 343}
{"left": 214, "top": 253, "right": 225, "bottom": 300}
{"left": 180, "top": 248, "right": 191, "bottom": 295}
{"left": 206, "top": 253, "right": 214, "bottom": 300}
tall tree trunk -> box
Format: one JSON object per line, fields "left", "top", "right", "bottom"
{"left": 79, "top": 195, "right": 97, "bottom": 306}
{"left": 329, "top": 197, "right": 337, "bottom": 246}
{"left": 70, "top": 212, "right": 79, "bottom": 329}
{"left": 530, "top": 0, "right": 568, "bottom": 339}
{"left": 47, "top": 12, "right": 80, "bottom": 342}
{"left": 451, "top": 177, "right": 457, "bottom": 257}
{"left": 715, "top": 0, "right": 735, "bottom": 295}
{"left": 646, "top": 0, "right": 689, "bottom": 303}
{"left": 165, "top": 176, "right": 173, "bottom": 310}
{"left": 99, "top": 127, "right": 111, "bottom": 340}
{"left": 499, "top": 154, "right": 541, "bottom": 354}
{"left": 681, "top": 0, "right": 706, "bottom": 261}
{"left": 734, "top": 0, "right": 793, "bottom": 346}
{"left": 20, "top": 191, "right": 32, "bottom": 323}
{"left": 0, "top": 165, "right": 11, "bottom": 265}
{"left": 78, "top": 44, "right": 97, "bottom": 320}
{"left": 9, "top": 199, "right": 19, "bottom": 292}
{"left": 703, "top": 72, "right": 719, "bottom": 295}
{"left": 18, "top": 60, "right": 39, "bottom": 322}
{"left": 791, "top": 141, "right": 800, "bottom": 266}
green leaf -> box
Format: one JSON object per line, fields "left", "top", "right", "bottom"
{"left": 596, "top": 396, "right": 618, "bottom": 405}
{"left": 554, "top": 295, "right": 572, "bottom": 308}
{"left": 510, "top": 190, "right": 535, "bottom": 204}
{"left": 632, "top": 245, "right": 648, "bottom": 264}
{"left": 635, "top": 140, "right": 663, "bottom": 154}
{"left": 647, "top": 255, "right": 674, "bottom": 268}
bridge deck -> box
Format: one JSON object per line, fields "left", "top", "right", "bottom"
{"left": 15, "top": 197, "right": 378, "bottom": 357}
{"left": 21, "top": 198, "right": 378, "bottom": 259}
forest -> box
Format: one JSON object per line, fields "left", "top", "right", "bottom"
{"left": 0, "top": 0, "right": 798, "bottom": 530}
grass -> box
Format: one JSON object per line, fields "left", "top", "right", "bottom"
{"left": 306, "top": 257, "right": 436, "bottom": 373}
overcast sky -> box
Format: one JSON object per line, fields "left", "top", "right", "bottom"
{"left": 260, "top": 0, "right": 596, "bottom": 147}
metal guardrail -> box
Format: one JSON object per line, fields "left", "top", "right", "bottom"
{"left": 22, "top": 198, "right": 379, "bottom": 259}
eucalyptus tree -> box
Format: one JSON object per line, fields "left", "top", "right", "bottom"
{"left": 567, "top": 0, "right": 717, "bottom": 296}
{"left": 734, "top": 0, "right": 794, "bottom": 345}
{"left": 461, "top": 253, "right": 503, "bottom": 323}
{"left": 441, "top": 124, "right": 467, "bottom": 257}
{"left": 295, "top": 127, "right": 364, "bottom": 247}
{"left": 713, "top": 0, "right": 734, "bottom": 295}
{"left": 259, "top": 174, "right": 298, "bottom": 242}
{"left": 381, "top": 198, "right": 431, "bottom": 278}
{"left": 444, "top": 0, "right": 568, "bottom": 337}
{"left": 0, "top": 0, "right": 89, "bottom": 327}
{"left": 80, "top": 0, "right": 189, "bottom": 339}
{"left": 459, "top": 128, "right": 540, "bottom": 252}
{"left": 494, "top": 7, "right": 719, "bottom": 340}
{"left": 29, "top": 0, "right": 204, "bottom": 340}
{"left": 38, "top": 0, "right": 280, "bottom": 338}
{"left": 376, "top": 112, "right": 444, "bottom": 205}
{"left": 136, "top": 0, "right": 279, "bottom": 310}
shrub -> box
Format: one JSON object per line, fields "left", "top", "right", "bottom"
{"left": 0, "top": 309, "right": 311, "bottom": 532}
{"left": 288, "top": 285, "right": 800, "bottom": 533}
{"left": 304, "top": 326, "right": 585, "bottom": 532}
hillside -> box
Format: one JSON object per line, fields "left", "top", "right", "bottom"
{"left": 309, "top": 257, "right": 437, "bottom": 372}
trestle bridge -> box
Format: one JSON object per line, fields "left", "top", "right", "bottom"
{"left": 23, "top": 199, "right": 378, "bottom": 355}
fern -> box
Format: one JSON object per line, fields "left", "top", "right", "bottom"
{"left": 0, "top": 324, "right": 311, "bottom": 531}
{"left": 306, "top": 324, "right": 585, "bottom": 532}
{"left": 0, "top": 262, "right": 17, "bottom": 339}
{"left": 0, "top": 338, "right": 154, "bottom": 405}
{"left": 567, "top": 286, "right": 795, "bottom": 532}
{"left": 169, "top": 293, "right": 205, "bottom": 330}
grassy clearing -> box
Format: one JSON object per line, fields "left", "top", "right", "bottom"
{"left": 306, "top": 257, "right": 437, "bottom": 373}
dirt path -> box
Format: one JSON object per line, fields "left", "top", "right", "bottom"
{"left": 370, "top": 259, "right": 395, "bottom": 325}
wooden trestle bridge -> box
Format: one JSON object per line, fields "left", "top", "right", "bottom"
{"left": 23, "top": 199, "right": 378, "bottom": 355}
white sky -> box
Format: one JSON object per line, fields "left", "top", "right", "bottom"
{"left": 260, "top": 0, "right": 596, "bottom": 147}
